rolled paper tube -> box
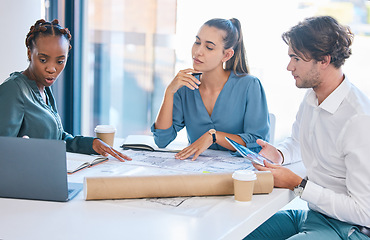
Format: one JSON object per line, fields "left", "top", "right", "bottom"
{"left": 253, "top": 171, "right": 274, "bottom": 194}
{"left": 84, "top": 171, "right": 274, "bottom": 200}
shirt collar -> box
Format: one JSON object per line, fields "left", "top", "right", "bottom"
{"left": 305, "top": 75, "right": 351, "bottom": 114}
{"left": 17, "top": 71, "right": 54, "bottom": 107}
{"left": 17, "top": 71, "right": 41, "bottom": 94}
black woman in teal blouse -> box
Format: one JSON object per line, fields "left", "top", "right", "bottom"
{"left": 152, "top": 18, "right": 270, "bottom": 160}
{"left": 0, "top": 19, "right": 131, "bottom": 161}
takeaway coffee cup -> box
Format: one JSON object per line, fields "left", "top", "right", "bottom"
{"left": 232, "top": 170, "right": 257, "bottom": 202}
{"left": 94, "top": 125, "right": 116, "bottom": 147}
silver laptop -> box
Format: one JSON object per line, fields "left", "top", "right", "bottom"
{"left": 0, "top": 136, "right": 82, "bottom": 202}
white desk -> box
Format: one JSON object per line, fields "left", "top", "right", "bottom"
{"left": 0, "top": 144, "right": 305, "bottom": 240}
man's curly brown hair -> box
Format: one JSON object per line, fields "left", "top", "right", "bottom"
{"left": 282, "top": 16, "right": 353, "bottom": 68}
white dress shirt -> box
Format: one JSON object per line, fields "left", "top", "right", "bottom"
{"left": 278, "top": 76, "right": 370, "bottom": 227}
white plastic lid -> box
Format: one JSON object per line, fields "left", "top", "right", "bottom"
{"left": 94, "top": 125, "right": 116, "bottom": 133}
{"left": 232, "top": 170, "right": 257, "bottom": 181}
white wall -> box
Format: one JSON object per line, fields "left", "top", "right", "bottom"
{"left": 0, "top": 0, "right": 42, "bottom": 83}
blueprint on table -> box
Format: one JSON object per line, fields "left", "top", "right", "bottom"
{"left": 68, "top": 149, "right": 255, "bottom": 213}
{"left": 121, "top": 149, "right": 255, "bottom": 173}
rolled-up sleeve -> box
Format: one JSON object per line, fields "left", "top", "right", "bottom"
{"left": 277, "top": 96, "right": 305, "bottom": 165}
{"left": 237, "top": 78, "right": 269, "bottom": 152}
{"left": 63, "top": 132, "right": 96, "bottom": 155}
{"left": 152, "top": 91, "right": 185, "bottom": 148}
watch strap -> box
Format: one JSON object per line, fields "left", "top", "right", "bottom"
{"left": 299, "top": 178, "right": 307, "bottom": 189}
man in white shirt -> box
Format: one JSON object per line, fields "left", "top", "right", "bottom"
{"left": 245, "top": 16, "right": 370, "bottom": 239}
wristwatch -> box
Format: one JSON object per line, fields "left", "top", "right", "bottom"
{"left": 293, "top": 178, "right": 307, "bottom": 197}
{"left": 208, "top": 129, "right": 217, "bottom": 144}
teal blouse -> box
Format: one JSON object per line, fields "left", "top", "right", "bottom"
{"left": 0, "top": 72, "right": 95, "bottom": 154}
{"left": 151, "top": 72, "right": 270, "bottom": 153}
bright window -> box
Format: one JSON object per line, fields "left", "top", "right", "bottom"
{"left": 82, "top": 0, "right": 370, "bottom": 143}
{"left": 82, "top": 0, "right": 177, "bottom": 137}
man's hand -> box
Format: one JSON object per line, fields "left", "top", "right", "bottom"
{"left": 256, "top": 139, "right": 284, "bottom": 165}
{"left": 253, "top": 161, "right": 302, "bottom": 190}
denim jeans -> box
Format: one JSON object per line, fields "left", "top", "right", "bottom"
{"left": 244, "top": 209, "right": 369, "bottom": 240}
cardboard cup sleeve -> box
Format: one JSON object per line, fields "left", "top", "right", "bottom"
{"left": 84, "top": 171, "right": 274, "bottom": 200}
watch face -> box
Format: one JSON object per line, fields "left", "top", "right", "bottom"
{"left": 209, "top": 129, "right": 216, "bottom": 134}
{"left": 294, "top": 187, "right": 303, "bottom": 197}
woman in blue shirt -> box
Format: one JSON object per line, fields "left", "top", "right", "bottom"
{"left": 0, "top": 19, "right": 131, "bottom": 161}
{"left": 152, "top": 18, "right": 270, "bottom": 160}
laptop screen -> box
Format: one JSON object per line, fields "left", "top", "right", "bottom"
{"left": 0, "top": 136, "right": 81, "bottom": 202}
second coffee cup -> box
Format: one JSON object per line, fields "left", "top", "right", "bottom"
{"left": 232, "top": 170, "right": 257, "bottom": 202}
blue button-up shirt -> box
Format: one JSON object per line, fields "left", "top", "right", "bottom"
{"left": 151, "top": 71, "right": 270, "bottom": 153}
